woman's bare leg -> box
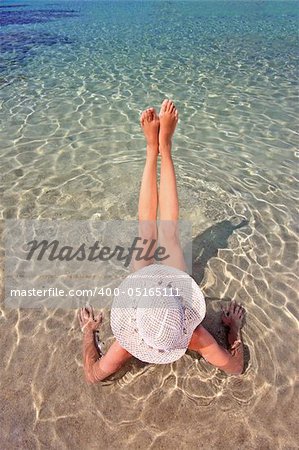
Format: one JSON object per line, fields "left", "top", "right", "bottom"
{"left": 133, "top": 108, "right": 160, "bottom": 271}
{"left": 138, "top": 108, "right": 159, "bottom": 221}
{"left": 158, "top": 99, "right": 187, "bottom": 271}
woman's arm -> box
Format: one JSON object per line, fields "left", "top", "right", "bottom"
{"left": 83, "top": 332, "right": 132, "bottom": 383}
{"left": 188, "top": 301, "right": 245, "bottom": 376}
{"left": 188, "top": 325, "right": 244, "bottom": 375}
{"left": 79, "top": 307, "right": 132, "bottom": 383}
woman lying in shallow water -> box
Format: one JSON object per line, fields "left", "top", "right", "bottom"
{"left": 78, "top": 99, "right": 245, "bottom": 383}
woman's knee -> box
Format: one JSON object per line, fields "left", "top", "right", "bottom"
{"left": 158, "top": 221, "right": 180, "bottom": 242}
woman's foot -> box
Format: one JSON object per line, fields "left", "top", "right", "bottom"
{"left": 159, "top": 99, "right": 179, "bottom": 155}
{"left": 140, "top": 107, "right": 160, "bottom": 157}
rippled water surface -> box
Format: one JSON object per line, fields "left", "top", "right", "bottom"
{"left": 1, "top": 1, "right": 298, "bottom": 449}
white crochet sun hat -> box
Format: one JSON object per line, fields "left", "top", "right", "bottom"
{"left": 110, "top": 264, "right": 206, "bottom": 364}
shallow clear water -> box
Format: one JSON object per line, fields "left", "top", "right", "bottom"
{"left": 0, "top": 1, "right": 298, "bottom": 448}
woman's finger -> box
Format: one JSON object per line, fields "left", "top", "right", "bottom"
{"left": 90, "top": 306, "right": 95, "bottom": 320}
{"left": 86, "top": 305, "right": 94, "bottom": 320}
{"left": 95, "top": 312, "right": 103, "bottom": 325}
{"left": 83, "top": 308, "right": 90, "bottom": 320}
{"left": 222, "top": 304, "right": 230, "bottom": 316}
{"left": 78, "top": 310, "right": 86, "bottom": 329}
{"left": 79, "top": 308, "right": 85, "bottom": 322}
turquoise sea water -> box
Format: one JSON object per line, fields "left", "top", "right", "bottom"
{"left": 1, "top": 1, "right": 298, "bottom": 449}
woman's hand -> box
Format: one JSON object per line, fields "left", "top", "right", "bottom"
{"left": 221, "top": 301, "right": 245, "bottom": 328}
{"left": 78, "top": 305, "right": 103, "bottom": 333}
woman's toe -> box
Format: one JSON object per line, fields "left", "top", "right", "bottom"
{"left": 160, "top": 99, "right": 169, "bottom": 115}
{"left": 140, "top": 110, "right": 147, "bottom": 125}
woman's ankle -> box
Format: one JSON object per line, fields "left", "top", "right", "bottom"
{"left": 146, "top": 145, "right": 159, "bottom": 160}
{"left": 159, "top": 144, "right": 172, "bottom": 159}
